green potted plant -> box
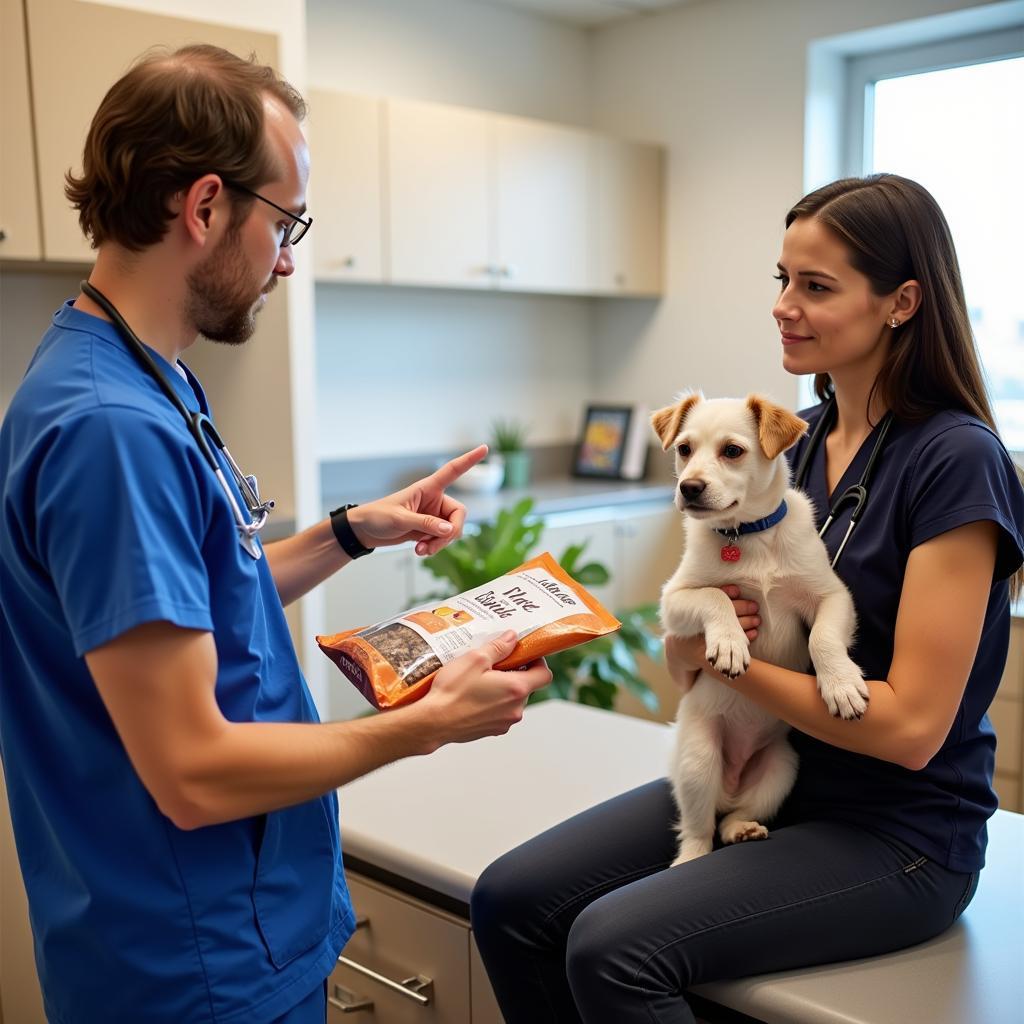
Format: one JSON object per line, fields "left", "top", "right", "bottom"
{"left": 491, "top": 418, "right": 531, "bottom": 490}
{"left": 416, "top": 498, "right": 662, "bottom": 713}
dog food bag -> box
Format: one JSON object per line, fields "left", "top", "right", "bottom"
{"left": 316, "top": 551, "right": 620, "bottom": 710}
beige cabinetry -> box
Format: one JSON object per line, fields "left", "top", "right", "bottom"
{"left": 312, "top": 91, "right": 664, "bottom": 296}
{"left": 0, "top": 0, "right": 42, "bottom": 262}
{"left": 331, "top": 873, "right": 504, "bottom": 1023}
{"left": 992, "top": 616, "right": 1024, "bottom": 811}
{"left": 387, "top": 100, "right": 493, "bottom": 289}
{"left": 19, "top": 0, "right": 277, "bottom": 263}
{"left": 594, "top": 136, "right": 664, "bottom": 296}
{"left": 329, "top": 873, "right": 475, "bottom": 1022}
{"left": 309, "top": 91, "right": 384, "bottom": 283}
{"left": 493, "top": 115, "right": 592, "bottom": 294}
{"left": 539, "top": 511, "right": 618, "bottom": 608}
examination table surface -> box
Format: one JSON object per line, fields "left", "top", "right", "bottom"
{"left": 337, "top": 700, "right": 1024, "bottom": 1023}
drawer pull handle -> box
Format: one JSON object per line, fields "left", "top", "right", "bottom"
{"left": 328, "top": 982, "right": 374, "bottom": 1014}
{"left": 337, "top": 955, "right": 434, "bottom": 1006}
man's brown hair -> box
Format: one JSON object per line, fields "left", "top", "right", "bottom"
{"left": 65, "top": 44, "right": 306, "bottom": 251}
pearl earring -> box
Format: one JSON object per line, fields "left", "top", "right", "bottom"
{"left": 889, "top": 317, "right": 901, "bottom": 329}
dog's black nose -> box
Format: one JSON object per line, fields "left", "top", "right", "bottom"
{"left": 679, "top": 479, "right": 706, "bottom": 501}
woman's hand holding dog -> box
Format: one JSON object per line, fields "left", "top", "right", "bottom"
{"left": 665, "top": 586, "right": 760, "bottom": 691}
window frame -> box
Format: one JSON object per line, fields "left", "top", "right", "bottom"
{"left": 844, "top": 27, "right": 1024, "bottom": 179}
{"left": 797, "top": 26, "right": 1024, "bottom": 452}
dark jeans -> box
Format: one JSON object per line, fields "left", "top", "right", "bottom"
{"left": 471, "top": 780, "right": 978, "bottom": 1024}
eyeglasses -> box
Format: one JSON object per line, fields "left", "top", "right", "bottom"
{"left": 221, "top": 179, "right": 312, "bottom": 247}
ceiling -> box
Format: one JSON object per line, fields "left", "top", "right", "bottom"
{"left": 468, "top": 0, "right": 698, "bottom": 28}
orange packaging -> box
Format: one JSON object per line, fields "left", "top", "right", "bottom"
{"left": 316, "top": 551, "right": 620, "bottom": 710}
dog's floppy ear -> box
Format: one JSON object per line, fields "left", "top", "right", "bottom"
{"left": 747, "top": 395, "right": 808, "bottom": 459}
{"left": 650, "top": 393, "right": 702, "bottom": 451}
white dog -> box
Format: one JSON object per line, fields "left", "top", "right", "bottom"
{"left": 652, "top": 393, "right": 869, "bottom": 866}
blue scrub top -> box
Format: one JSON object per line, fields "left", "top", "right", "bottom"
{"left": 0, "top": 302, "right": 355, "bottom": 1023}
{"left": 781, "top": 400, "right": 1024, "bottom": 872}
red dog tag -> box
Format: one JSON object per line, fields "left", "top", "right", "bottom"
{"left": 721, "top": 544, "right": 741, "bottom": 562}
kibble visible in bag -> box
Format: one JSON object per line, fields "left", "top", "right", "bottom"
{"left": 316, "top": 551, "right": 620, "bottom": 709}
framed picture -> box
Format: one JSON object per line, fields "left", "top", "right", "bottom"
{"left": 573, "top": 404, "right": 648, "bottom": 480}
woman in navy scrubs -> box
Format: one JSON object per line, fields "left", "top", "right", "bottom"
{"left": 471, "top": 174, "right": 1024, "bottom": 1024}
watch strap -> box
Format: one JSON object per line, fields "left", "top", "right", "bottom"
{"left": 329, "top": 504, "right": 375, "bottom": 559}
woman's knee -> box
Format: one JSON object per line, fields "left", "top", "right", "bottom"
{"left": 565, "top": 896, "right": 649, "bottom": 998}
{"left": 470, "top": 850, "right": 536, "bottom": 944}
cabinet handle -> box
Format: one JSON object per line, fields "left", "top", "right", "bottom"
{"left": 0, "top": 229, "right": 7, "bottom": 242}
{"left": 328, "top": 982, "right": 374, "bottom": 1014}
{"left": 337, "top": 955, "right": 434, "bottom": 1006}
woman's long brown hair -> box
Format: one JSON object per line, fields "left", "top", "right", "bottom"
{"left": 787, "top": 174, "right": 1022, "bottom": 599}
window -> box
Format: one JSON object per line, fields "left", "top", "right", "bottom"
{"left": 845, "top": 29, "right": 1024, "bottom": 451}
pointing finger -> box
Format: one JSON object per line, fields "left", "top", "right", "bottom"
{"left": 430, "top": 445, "right": 488, "bottom": 489}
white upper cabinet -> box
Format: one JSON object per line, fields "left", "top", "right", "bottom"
{"left": 20, "top": 0, "right": 277, "bottom": 263}
{"left": 0, "top": 0, "right": 41, "bottom": 262}
{"left": 387, "top": 100, "right": 492, "bottom": 289}
{"left": 493, "top": 116, "right": 592, "bottom": 294}
{"left": 594, "top": 137, "right": 664, "bottom": 296}
{"left": 308, "top": 91, "right": 384, "bottom": 283}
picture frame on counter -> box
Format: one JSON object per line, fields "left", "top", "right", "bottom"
{"left": 573, "top": 403, "right": 649, "bottom": 481}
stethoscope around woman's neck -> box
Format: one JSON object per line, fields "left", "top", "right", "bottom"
{"left": 79, "top": 280, "right": 274, "bottom": 560}
{"left": 793, "top": 394, "right": 894, "bottom": 569}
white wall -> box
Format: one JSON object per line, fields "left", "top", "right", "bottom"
{"left": 316, "top": 286, "right": 593, "bottom": 457}
{"left": 587, "top": 0, "right": 999, "bottom": 415}
{"left": 306, "top": 0, "right": 596, "bottom": 459}
{"left": 306, "top": 0, "right": 591, "bottom": 124}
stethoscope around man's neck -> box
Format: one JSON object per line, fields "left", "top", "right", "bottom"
{"left": 79, "top": 280, "right": 274, "bottom": 560}
{"left": 793, "top": 393, "right": 894, "bottom": 569}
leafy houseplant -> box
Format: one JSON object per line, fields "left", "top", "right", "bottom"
{"left": 417, "top": 498, "right": 662, "bottom": 713}
{"left": 491, "top": 419, "right": 531, "bottom": 490}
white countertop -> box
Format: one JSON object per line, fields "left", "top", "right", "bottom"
{"left": 336, "top": 701, "right": 673, "bottom": 904}
{"left": 337, "top": 699, "right": 1024, "bottom": 1024}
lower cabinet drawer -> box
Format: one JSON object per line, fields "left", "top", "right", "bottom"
{"left": 328, "top": 873, "right": 472, "bottom": 1023}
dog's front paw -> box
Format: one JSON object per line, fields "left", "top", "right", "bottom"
{"left": 816, "top": 658, "right": 870, "bottom": 719}
{"left": 705, "top": 628, "right": 750, "bottom": 678}
{"left": 720, "top": 819, "right": 769, "bottom": 845}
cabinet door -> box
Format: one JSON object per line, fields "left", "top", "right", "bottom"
{"left": 594, "top": 137, "right": 664, "bottom": 296}
{"left": 0, "top": 0, "right": 42, "bottom": 261}
{"left": 323, "top": 546, "right": 413, "bottom": 720}
{"left": 329, "top": 874, "right": 472, "bottom": 1024}
{"left": 614, "top": 503, "right": 682, "bottom": 722}
{"left": 535, "top": 513, "right": 618, "bottom": 611}
{"left": 493, "top": 116, "right": 591, "bottom": 294}
{"left": 309, "top": 91, "right": 384, "bottom": 283}
{"left": 24, "top": 0, "right": 276, "bottom": 262}
{"left": 470, "top": 934, "right": 504, "bottom": 1024}
{"left": 614, "top": 503, "right": 681, "bottom": 610}
{"left": 387, "top": 100, "right": 492, "bottom": 288}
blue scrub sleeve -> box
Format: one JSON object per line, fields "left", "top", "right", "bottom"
{"left": 36, "top": 406, "right": 214, "bottom": 655}
{"left": 905, "top": 421, "right": 1024, "bottom": 581}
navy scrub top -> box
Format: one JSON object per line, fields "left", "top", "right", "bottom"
{"left": 0, "top": 302, "right": 355, "bottom": 1023}
{"left": 781, "top": 400, "right": 1024, "bottom": 872}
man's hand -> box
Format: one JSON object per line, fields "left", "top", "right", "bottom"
{"left": 346, "top": 445, "right": 488, "bottom": 556}
{"left": 410, "top": 631, "right": 553, "bottom": 750}
{"left": 664, "top": 585, "right": 760, "bottom": 691}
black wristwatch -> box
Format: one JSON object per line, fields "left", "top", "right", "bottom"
{"left": 328, "top": 504, "right": 375, "bottom": 559}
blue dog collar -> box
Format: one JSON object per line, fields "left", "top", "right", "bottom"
{"left": 714, "top": 500, "right": 788, "bottom": 540}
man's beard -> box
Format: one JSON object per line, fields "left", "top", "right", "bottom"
{"left": 185, "top": 221, "right": 275, "bottom": 346}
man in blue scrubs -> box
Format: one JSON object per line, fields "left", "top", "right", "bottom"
{"left": 0, "top": 45, "right": 551, "bottom": 1024}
